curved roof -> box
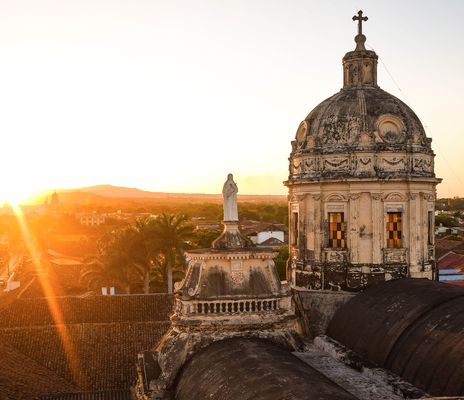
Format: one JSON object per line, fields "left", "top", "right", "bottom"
{"left": 175, "top": 338, "right": 356, "bottom": 400}
{"left": 327, "top": 279, "right": 464, "bottom": 397}
{"left": 294, "top": 87, "right": 430, "bottom": 154}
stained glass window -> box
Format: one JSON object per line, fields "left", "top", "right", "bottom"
{"left": 386, "top": 212, "right": 402, "bottom": 248}
{"left": 328, "top": 212, "right": 345, "bottom": 248}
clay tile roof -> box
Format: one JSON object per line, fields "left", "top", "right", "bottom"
{"left": 435, "top": 239, "right": 464, "bottom": 260}
{"left": 0, "top": 340, "right": 76, "bottom": 399}
{"left": 0, "top": 295, "right": 173, "bottom": 396}
{"left": 438, "top": 252, "right": 464, "bottom": 270}
{"left": 40, "top": 390, "right": 131, "bottom": 400}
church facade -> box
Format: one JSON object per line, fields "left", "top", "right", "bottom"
{"left": 286, "top": 11, "right": 441, "bottom": 291}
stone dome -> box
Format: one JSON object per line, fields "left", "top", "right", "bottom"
{"left": 293, "top": 86, "right": 431, "bottom": 154}
{"left": 287, "top": 21, "right": 437, "bottom": 183}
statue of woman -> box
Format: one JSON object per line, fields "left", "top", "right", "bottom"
{"left": 222, "top": 173, "right": 238, "bottom": 221}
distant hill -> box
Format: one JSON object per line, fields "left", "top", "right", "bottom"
{"left": 32, "top": 185, "right": 286, "bottom": 205}
{"left": 78, "top": 185, "right": 164, "bottom": 199}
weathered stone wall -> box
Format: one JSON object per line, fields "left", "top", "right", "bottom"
{"left": 293, "top": 289, "right": 355, "bottom": 339}
{"left": 288, "top": 182, "right": 437, "bottom": 291}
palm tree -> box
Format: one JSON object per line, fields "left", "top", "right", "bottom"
{"left": 81, "top": 227, "right": 144, "bottom": 294}
{"left": 80, "top": 258, "right": 133, "bottom": 294}
{"left": 151, "top": 214, "right": 193, "bottom": 294}
{"left": 80, "top": 214, "right": 193, "bottom": 295}
{"left": 132, "top": 217, "right": 160, "bottom": 294}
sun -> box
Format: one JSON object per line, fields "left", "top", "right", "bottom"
{"left": 0, "top": 185, "right": 36, "bottom": 206}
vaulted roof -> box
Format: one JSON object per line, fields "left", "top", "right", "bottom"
{"left": 327, "top": 279, "right": 464, "bottom": 397}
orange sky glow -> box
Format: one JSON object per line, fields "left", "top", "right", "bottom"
{"left": 0, "top": 0, "right": 463, "bottom": 203}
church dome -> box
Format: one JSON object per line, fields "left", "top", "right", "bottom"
{"left": 288, "top": 12, "right": 436, "bottom": 183}
{"left": 294, "top": 86, "right": 430, "bottom": 153}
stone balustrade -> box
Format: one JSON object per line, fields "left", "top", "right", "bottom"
{"left": 175, "top": 297, "right": 284, "bottom": 316}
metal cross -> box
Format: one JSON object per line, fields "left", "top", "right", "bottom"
{"left": 352, "top": 10, "right": 368, "bottom": 35}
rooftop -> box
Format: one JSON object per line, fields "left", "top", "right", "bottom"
{"left": 0, "top": 294, "right": 173, "bottom": 397}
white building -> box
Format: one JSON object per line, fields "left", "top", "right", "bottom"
{"left": 78, "top": 212, "right": 106, "bottom": 226}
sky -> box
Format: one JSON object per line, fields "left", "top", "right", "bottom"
{"left": 0, "top": 0, "right": 463, "bottom": 201}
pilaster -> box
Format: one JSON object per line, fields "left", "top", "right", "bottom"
{"left": 312, "top": 194, "right": 322, "bottom": 262}
{"left": 349, "top": 193, "right": 361, "bottom": 263}
{"left": 371, "top": 193, "right": 382, "bottom": 264}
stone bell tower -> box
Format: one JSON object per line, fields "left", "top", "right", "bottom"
{"left": 136, "top": 174, "right": 302, "bottom": 399}
{"left": 285, "top": 11, "right": 441, "bottom": 292}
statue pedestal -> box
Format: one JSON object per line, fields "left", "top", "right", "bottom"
{"left": 211, "top": 221, "right": 252, "bottom": 249}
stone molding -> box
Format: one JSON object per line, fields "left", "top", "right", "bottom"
{"left": 288, "top": 152, "right": 437, "bottom": 181}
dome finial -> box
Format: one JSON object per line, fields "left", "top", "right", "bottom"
{"left": 352, "top": 10, "right": 368, "bottom": 51}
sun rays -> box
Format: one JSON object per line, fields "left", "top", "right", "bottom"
{"left": 10, "top": 204, "right": 86, "bottom": 387}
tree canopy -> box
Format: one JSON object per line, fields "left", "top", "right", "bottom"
{"left": 81, "top": 213, "right": 193, "bottom": 294}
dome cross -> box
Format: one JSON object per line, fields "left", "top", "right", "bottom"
{"left": 352, "top": 10, "right": 368, "bottom": 36}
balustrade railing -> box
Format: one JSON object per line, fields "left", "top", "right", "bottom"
{"left": 175, "top": 298, "right": 282, "bottom": 315}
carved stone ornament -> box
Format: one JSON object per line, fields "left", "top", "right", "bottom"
{"left": 324, "top": 193, "right": 347, "bottom": 202}
{"left": 323, "top": 157, "right": 350, "bottom": 171}
{"left": 383, "top": 248, "right": 407, "bottom": 264}
{"left": 230, "top": 271, "right": 245, "bottom": 286}
{"left": 381, "top": 156, "right": 407, "bottom": 171}
{"left": 421, "top": 192, "right": 435, "bottom": 201}
{"left": 349, "top": 193, "right": 362, "bottom": 200}
{"left": 410, "top": 131, "right": 425, "bottom": 146}
{"left": 359, "top": 131, "right": 372, "bottom": 145}
{"left": 371, "top": 192, "right": 382, "bottom": 201}
{"left": 311, "top": 194, "right": 322, "bottom": 201}
{"left": 296, "top": 121, "right": 308, "bottom": 147}
{"left": 383, "top": 192, "right": 405, "bottom": 202}
{"left": 304, "top": 158, "right": 317, "bottom": 171}
{"left": 323, "top": 249, "right": 347, "bottom": 263}
{"left": 408, "top": 192, "right": 418, "bottom": 200}
{"left": 356, "top": 156, "right": 373, "bottom": 172}
{"left": 292, "top": 159, "right": 302, "bottom": 175}
{"left": 376, "top": 114, "right": 406, "bottom": 144}
{"left": 320, "top": 115, "right": 360, "bottom": 145}
{"left": 413, "top": 157, "right": 433, "bottom": 173}
{"left": 306, "top": 136, "right": 316, "bottom": 149}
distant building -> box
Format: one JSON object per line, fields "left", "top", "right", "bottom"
{"left": 257, "top": 236, "right": 286, "bottom": 248}
{"left": 50, "top": 191, "right": 59, "bottom": 209}
{"left": 78, "top": 212, "right": 106, "bottom": 226}
{"left": 240, "top": 221, "right": 288, "bottom": 245}
{"left": 256, "top": 230, "right": 285, "bottom": 245}
{"left": 435, "top": 224, "right": 464, "bottom": 238}
{"left": 438, "top": 252, "right": 464, "bottom": 286}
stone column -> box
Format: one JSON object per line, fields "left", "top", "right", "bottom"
{"left": 306, "top": 194, "right": 315, "bottom": 259}
{"left": 421, "top": 193, "right": 432, "bottom": 265}
{"left": 371, "top": 193, "right": 382, "bottom": 264}
{"left": 349, "top": 193, "right": 361, "bottom": 263}
{"left": 408, "top": 193, "right": 419, "bottom": 272}
{"left": 297, "top": 194, "right": 306, "bottom": 260}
